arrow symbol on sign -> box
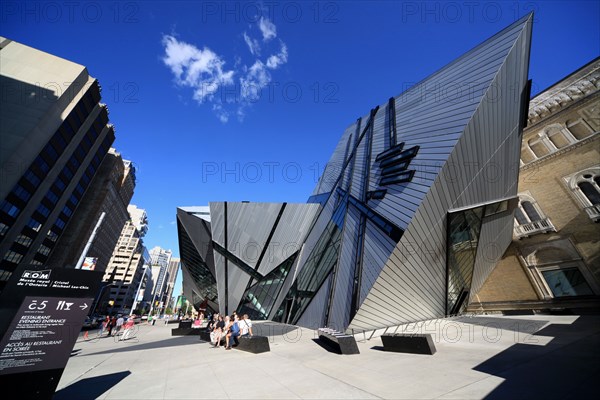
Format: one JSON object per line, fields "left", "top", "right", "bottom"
{"left": 80, "top": 303, "right": 88, "bottom": 310}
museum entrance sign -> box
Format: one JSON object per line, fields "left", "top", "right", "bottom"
{"left": 0, "top": 265, "right": 102, "bottom": 399}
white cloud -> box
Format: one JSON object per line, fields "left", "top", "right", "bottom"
{"left": 162, "top": 35, "right": 234, "bottom": 103}
{"left": 162, "top": 19, "right": 288, "bottom": 123}
{"left": 170, "top": 220, "right": 176, "bottom": 225}
{"left": 259, "top": 17, "right": 277, "bottom": 41}
{"left": 240, "top": 60, "right": 271, "bottom": 102}
{"left": 266, "top": 42, "right": 288, "bottom": 69}
{"left": 243, "top": 32, "right": 261, "bottom": 56}
{"left": 212, "top": 103, "right": 230, "bottom": 123}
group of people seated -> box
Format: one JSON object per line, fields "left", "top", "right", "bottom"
{"left": 206, "top": 312, "right": 253, "bottom": 350}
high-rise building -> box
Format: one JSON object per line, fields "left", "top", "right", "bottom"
{"left": 470, "top": 57, "right": 600, "bottom": 311}
{"left": 177, "top": 14, "right": 533, "bottom": 332}
{"left": 149, "top": 246, "right": 172, "bottom": 312}
{"left": 130, "top": 252, "right": 153, "bottom": 314}
{"left": 101, "top": 206, "right": 149, "bottom": 314}
{"left": 164, "top": 257, "right": 180, "bottom": 311}
{"left": 127, "top": 204, "right": 148, "bottom": 237}
{"left": 45, "top": 148, "right": 135, "bottom": 272}
{"left": 0, "top": 37, "right": 115, "bottom": 291}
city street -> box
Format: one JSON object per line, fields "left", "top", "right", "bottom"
{"left": 56, "top": 314, "right": 600, "bottom": 399}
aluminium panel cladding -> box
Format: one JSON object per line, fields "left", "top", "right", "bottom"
{"left": 177, "top": 207, "right": 216, "bottom": 277}
{"left": 469, "top": 209, "right": 516, "bottom": 303}
{"left": 327, "top": 205, "right": 360, "bottom": 330}
{"left": 226, "top": 263, "right": 252, "bottom": 316}
{"left": 210, "top": 202, "right": 225, "bottom": 247}
{"left": 176, "top": 207, "right": 219, "bottom": 309}
{"left": 213, "top": 251, "right": 227, "bottom": 314}
{"left": 206, "top": 202, "right": 320, "bottom": 315}
{"left": 257, "top": 203, "right": 320, "bottom": 276}
{"left": 348, "top": 14, "right": 532, "bottom": 331}
{"left": 312, "top": 124, "right": 355, "bottom": 196}
{"left": 225, "top": 202, "right": 282, "bottom": 269}
{"left": 296, "top": 273, "right": 333, "bottom": 329}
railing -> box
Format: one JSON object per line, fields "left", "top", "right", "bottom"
{"left": 584, "top": 204, "right": 600, "bottom": 222}
{"left": 514, "top": 218, "right": 555, "bottom": 238}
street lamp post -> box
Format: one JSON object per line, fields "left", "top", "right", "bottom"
{"left": 91, "top": 283, "right": 115, "bottom": 316}
{"left": 130, "top": 265, "right": 148, "bottom": 316}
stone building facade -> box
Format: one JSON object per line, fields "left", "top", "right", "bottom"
{"left": 471, "top": 57, "right": 600, "bottom": 310}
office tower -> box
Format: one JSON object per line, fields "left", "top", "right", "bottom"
{"left": 0, "top": 37, "right": 115, "bottom": 291}
{"left": 149, "top": 246, "right": 172, "bottom": 313}
{"left": 101, "top": 208, "right": 149, "bottom": 314}
{"left": 165, "top": 257, "right": 180, "bottom": 311}
{"left": 45, "top": 148, "right": 135, "bottom": 272}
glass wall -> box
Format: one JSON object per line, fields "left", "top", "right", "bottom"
{"left": 446, "top": 206, "right": 484, "bottom": 315}
{"left": 238, "top": 253, "right": 297, "bottom": 320}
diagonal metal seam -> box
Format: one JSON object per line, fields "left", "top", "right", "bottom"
{"left": 224, "top": 202, "right": 228, "bottom": 314}
{"left": 287, "top": 110, "right": 376, "bottom": 321}
{"left": 324, "top": 190, "right": 351, "bottom": 327}
{"left": 241, "top": 203, "right": 288, "bottom": 293}
{"left": 351, "top": 107, "right": 378, "bottom": 321}
{"left": 212, "top": 241, "right": 264, "bottom": 282}
{"left": 335, "top": 187, "right": 404, "bottom": 243}
{"left": 254, "top": 203, "right": 287, "bottom": 272}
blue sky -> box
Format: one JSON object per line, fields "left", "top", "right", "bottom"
{"left": 2, "top": 1, "right": 599, "bottom": 296}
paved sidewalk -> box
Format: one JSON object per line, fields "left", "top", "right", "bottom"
{"left": 55, "top": 314, "right": 600, "bottom": 399}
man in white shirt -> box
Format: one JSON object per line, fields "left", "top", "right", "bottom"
{"left": 240, "top": 314, "right": 253, "bottom": 337}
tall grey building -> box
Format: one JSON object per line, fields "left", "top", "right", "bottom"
{"left": 45, "top": 148, "right": 135, "bottom": 273}
{"left": 165, "top": 257, "right": 180, "bottom": 311}
{"left": 0, "top": 37, "right": 115, "bottom": 291}
{"left": 177, "top": 14, "right": 533, "bottom": 332}
{"left": 149, "top": 246, "right": 172, "bottom": 312}
{"left": 101, "top": 207, "right": 149, "bottom": 314}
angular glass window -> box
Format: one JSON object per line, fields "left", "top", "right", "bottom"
{"left": 541, "top": 268, "right": 594, "bottom": 297}
{"left": 446, "top": 206, "right": 484, "bottom": 315}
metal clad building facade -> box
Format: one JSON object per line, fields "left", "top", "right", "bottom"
{"left": 177, "top": 14, "right": 533, "bottom": 332}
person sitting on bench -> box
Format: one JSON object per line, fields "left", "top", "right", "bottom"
{"left": 240, "top": 314, "right": 253, "bottom": 337}
{"left": 225, "top": 314, "right": 240, "bottom": 350}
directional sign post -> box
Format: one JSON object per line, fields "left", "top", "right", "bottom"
{"left": 0, "top": 264, "right": 103, "bottom": 398}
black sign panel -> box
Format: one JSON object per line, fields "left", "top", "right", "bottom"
{"left": 0, "top": 296, "right": 93, "bottom": 374}
{"left": 0, "top": 264, "right": 103, "bottom": 398}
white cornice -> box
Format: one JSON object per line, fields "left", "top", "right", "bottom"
{"left": 528, "top": 62, "right": 600, "bottom": 126}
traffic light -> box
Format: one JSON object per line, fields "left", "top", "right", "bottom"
{"left": 108, "top": 300, "right": 115, "bottom": 306}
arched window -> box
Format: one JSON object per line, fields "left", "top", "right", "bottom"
{"left": 564, "top": 167, "right": 600, "bottom": 222}
{"left": 578, "top": 181, "right": 600, "bottom": 205}
{"left": 521, "top": 201, "right": 541, "bottom": 221}
{"left": 513, "top": 193, "right": 555, "bottom": 238}
{"left": 527, "top": 136, "right": 551, "bottom": 158}
{"left": 566, "top": 118, "right": 593, "bottom": 140}
{"left": 545, "top": 125, "right": 572, "bottom": 149}
{"left": 520, "top": 144, "right": 536, "bottom": 164}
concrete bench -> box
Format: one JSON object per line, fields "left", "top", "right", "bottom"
{"left": 234, "top": 335, "right": 270, "bottom": 353}
{"left": 317, "top": 328, "right": 360, "bottom": 355}
{"left": 380, "top": 333, "right": 436, "bottom": 355}
{"left": 171, "top": 321, "right": 203, "bottom": 336}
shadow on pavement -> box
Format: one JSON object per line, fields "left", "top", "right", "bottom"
{"left": 311, "top": 338, "right": 342, "bottom": 354}
{"left": 82, "top": 336, "right": 200, "bottom": 356}
{"left": 252, "top": 322, "right": 299, "bottom": 336}
{"left": 473, "top": 316, "right": 600, "bottom": 399}
{"left": 54, "top": 371, "right": 131, "bottom": 400}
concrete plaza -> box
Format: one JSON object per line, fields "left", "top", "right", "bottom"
{"left": 55, "top": 314, "right": 600, "bottom": 399}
